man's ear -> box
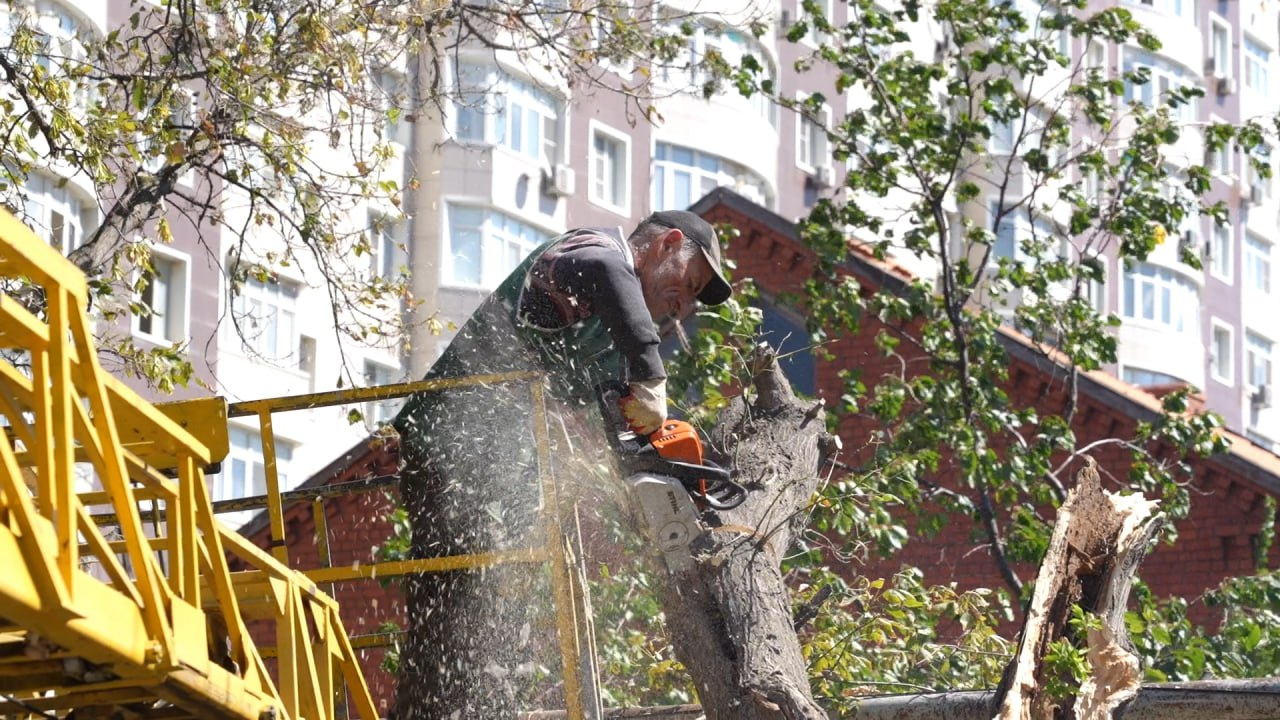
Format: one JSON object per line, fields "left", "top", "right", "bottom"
{"left": 662, "top": 228, "right": 685, "bottom": 251}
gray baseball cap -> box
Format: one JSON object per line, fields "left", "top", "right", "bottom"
{"left": 646, "top": 210, "right": 733, "bottom": 305}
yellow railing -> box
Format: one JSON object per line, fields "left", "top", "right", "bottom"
{"left": 0, "top": 210, "right": 376, "bottom": 720}
{"left": 226, "top": 374, "right": 603, "bottom": 720}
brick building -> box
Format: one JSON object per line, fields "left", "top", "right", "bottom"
{"left": 242, "top": 188, "right": 1280, "bottom": 712}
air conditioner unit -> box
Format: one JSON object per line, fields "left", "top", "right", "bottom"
{"left": 543, "top": 164, "right": 575, "bottom": 198}
{"left": 1252, "top": 385, "right": 1272, "bottom": 409}
{"left": 1250, "top": 184, "right": 1265, "bottom": 205}
{"left": 814, "top": 165, "right": 836, "bottom": 187}
{"left": 1218, "top": 76, "right": 1238, "bottom": 96}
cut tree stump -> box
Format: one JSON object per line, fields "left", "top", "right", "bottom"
{"left": 657, "top": 344, "right": 837, "bottom": 720}
{"left": 992, "top": 457, "right": 1163, "bottom": 720}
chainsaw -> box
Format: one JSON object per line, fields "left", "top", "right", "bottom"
{"left": 597, "top": 382, "right": 747, "bottom": 572}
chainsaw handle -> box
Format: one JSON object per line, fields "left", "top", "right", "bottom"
{"left": 695, "top": 460, "right": 747, "bottom": 511}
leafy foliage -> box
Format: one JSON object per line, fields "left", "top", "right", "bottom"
{"left": 1, "top": 0, "right": 759, "bottom": 388}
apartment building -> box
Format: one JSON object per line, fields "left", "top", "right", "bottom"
{"left": 5, "top": 0, "right": 1279, "bottom": 514}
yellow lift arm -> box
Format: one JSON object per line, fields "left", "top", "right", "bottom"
{"left": 0, "top": 210, "right": 377, "bottom": 720}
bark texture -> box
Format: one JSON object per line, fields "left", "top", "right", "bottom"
{"left": 659, "top": 345, "right": 836, "bottom": 720}
{"left": 992, "top": 458, "right": 1162, "bottom": 720}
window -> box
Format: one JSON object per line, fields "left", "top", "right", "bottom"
{"left": 1009, "top": 0, "right": 1069, "bottom": 55}
{"left": 139, "top": 90, "right": 195, "bottom": 180}
{"left": 1244, "top": 37, "right": 1271, "bottom": 97}
{"left": 368, "top": 212, "right": 403, "bottom": 281}
{"left": 1211, "top": 321, "right": 1234, "bottom": 385}
{"left": 1206, "top": 135, "right": 1233, "bottom": 177}
{"left": 988, "top": 201, "right": 1059, "bottom": 265}
{"left": 1122, "top": 366, "right": 1183, "bottom": 387}
{"left": 444, "top": 204, "right": 544, "bottom": 289}
{"left": 1209, "top": 221, "right": 1232, "bottom": 281}
{"left": 451, "top": 63, "right": 562, "bottom": 163}
{"left": 652, "top": 142, "right": 772, "bottom": 211}
{"left": 1244, "top": 233, "right": 1272, "bottom": 295}
{"left": 1122, "top": 262, "right": 1200, "bottom": 334}
{"left": 796, "top": 101, "right": 831, "bottom": 173}
{"left": 800, "top": 0, "right": 833, "bottom": 47}
{"left": 1085, "top": 38, "right": 1106, "bottom": 74}
{"left": 134, "top": 247, "right": 190, "bottom": 344}
{"left": 14, "top": 173, "right": 95, "bottom": 254}
{"left": 589, "top": 123, "right": 630, "bottom": 214}
{"left": 1123, "top": 50, "right": 1198, "bottom": 125}
{"left": 230, "top": 273, "right": 300, "bottom": 362}
{"left": 1209, "top": 16, "right": 1231, "bottom": 78}
{"left": 1125, "top": 0, "right": 1197, "bottom": 21}
{"left": 591, "top": 0, "right": 634, "bottom": 70}
{"left": 9, "top": 1, "right": 91, "bottom": 107}
{"left": 1246, "top": 146, "right": 1273, "bottom": 201}
{"left": 1246, "top": 331, "right": 1273, "bottom": 397}
{"left": 989, "top": 106, "right": 1065, "bottom": 167}
{"left": 655, "top": 24, "right": 778, "bottom": 126}
{"left": 375, "top": 69, "right": 409, "bottom": 146}
{"left": 212, "top": 427, "right": 293, "bottom": 501}
{"left": 363, "top": 359, "right": 401, "bottom": 426}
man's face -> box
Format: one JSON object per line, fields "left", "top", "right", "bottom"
{"left": 638, "top": 229, "right": 714, "bottom": 325}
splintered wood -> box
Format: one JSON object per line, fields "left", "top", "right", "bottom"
{"left": 993, "top": 458, "right": 1162, "bottom": 720}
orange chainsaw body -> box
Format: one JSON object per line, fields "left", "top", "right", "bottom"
{"left": 648, "top": 420, "right": 704, "bottom": 466}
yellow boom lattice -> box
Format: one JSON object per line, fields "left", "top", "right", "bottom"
{"left": 0, "top": 211, "right": 376, "bottom": 720}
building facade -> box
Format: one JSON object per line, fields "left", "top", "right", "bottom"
{"left": 5, "top": 0, "right": 1280, "bottom": 513}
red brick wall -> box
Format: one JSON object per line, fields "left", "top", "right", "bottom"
{"left": 240, "top": 446, "right": 406, "bottom": 717}
{"left": 705, "top": 200, "right": 1278, "bottom": 620}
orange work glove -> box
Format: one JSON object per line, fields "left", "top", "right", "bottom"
{"left": 619, "top": 378, "right": 667, "bottom": 435}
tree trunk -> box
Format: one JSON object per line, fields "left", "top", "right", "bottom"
{"left": 658, "top": 345, "right": 835, "bottom": 719}
{"left": 992, "top": 458, "right": 1163, "bottom": 720}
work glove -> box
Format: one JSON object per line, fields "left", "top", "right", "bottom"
{"left": 620, "top": 378, "right": 667, "bottom": 435}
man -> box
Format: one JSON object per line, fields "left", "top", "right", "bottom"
{"left": 393, "top": 210, "right": 732, "bottom": 720}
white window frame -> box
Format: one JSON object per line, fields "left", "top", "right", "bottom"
{"left": 1126, "top": 0, "right": 1197, "bottom": 22}
{"left": 1121, "top": 262, "right": 1201, "bottom": 334}
{"left": 795, "top": 93, "right": 831, "bottom": 175}
{"left": 443, "top": 203, "right": 546, "bottom": 290}
{"left": 368, "top": 211, "right": 403, "bottom": 281}
{"left": 988, "top": 201, "right": 1061, "bottom": 266}
{"left": 1085, "top": 37, "right": 1106, "bottom": 75}
{"left": 450, "top": 63, "right": 564, "bottom": 165}
{"left": 362, "top": 358, "right": 401, "bottom": 426}
{"left": 1244, "top": 231, "right": 1273, "bottom": 296}
{"left": 132, "top": 243, "right": 191, "bottom": 346}
{"left": 1209, "top": 220, "right": 1233, "bottom": 282}
{"left": 1243, "top": 35, "right": 1271, "bottom": 98}
{"left": 1208, "top": 14, "right": 1232, "bottom": 79}
{"left": 228, "top": 272, "right": 301, "bottom": 363}
{"left": 588, "top": 120, "right": 632, "bottom": 216}
{"left": 591, "top": 0, "right": 635, "bottom": 74}
{"left": 1246, "top": 331, "right": 1273, "bottom": 401}
{"left": 799, "top": 0, "right": 833, "bottom": 48}
{"left": 1246, "top": 144, "right": 1274, "bottom": 202}
{"left": 16, "top": 173, "right": 95, "bottom": 254}
{"left": 1211, "top": 319, "right": 1234, "bottom": 386}
{"left": 213, "top": 426, "right": 294, "bottom": 501}
{"left": 1205, "top": 113, "right": 1234, "bottom": 178}
{"left": 1010, "top": 0, "right": 1068, "bottom": 55}
{"left": 375, "top": 68, "right": 410, "bottom": 147}
{"left": 1122, "top": 49, "right": 1198, "bottom": 126}
{"left": 652, "top": 141, "right": 771, "bottom": 211}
